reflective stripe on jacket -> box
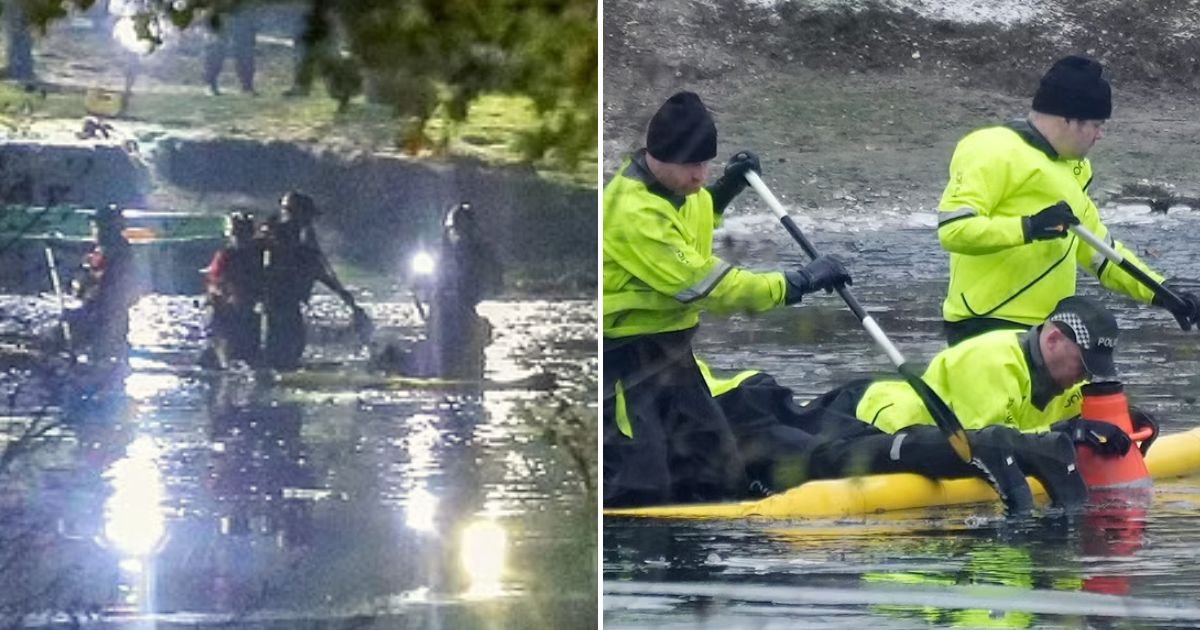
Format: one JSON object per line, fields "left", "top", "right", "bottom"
{"left": 937, "top": 122, "right": 1163, "bottom": 326}
{"left": 856, "top": 328, "right": 1082, "bottom": 434}
{"left": 603, "top": 152, "right": 786, "bottom": 338}
{"left": 695, "top": 356, "right": 759, "bottom": 397}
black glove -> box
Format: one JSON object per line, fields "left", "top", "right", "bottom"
{"left": 724, "top": 150, "right": 762, "bottom": 180}
{"left": 784, "top": 255, "right": 852, "bottom": 304}
{"left": 709, "top": 151, "right": 762, "bottom": 215}
{"left": 710, "top": 150, "right": 758, "bottom": 213}
{"left": 1151, "top": 280, "right": 1200, "bottom": 331}
{"left": 1129, "top": 405, "right": 1160, "bottom": 456}
{"left": 1022, "top": 201, "right": 1080, "bottom": 242}
{"left": 1052, "top": 416, "right": 1132, "bottom": 456}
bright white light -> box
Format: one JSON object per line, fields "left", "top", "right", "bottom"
{"left": 125, "top": 298, "right": 158, "bottom": 347}
{"left": 400, "top": 586, "right": 430, "bottom": 602}
{"left": 410, "top": 251, "right": 436, "bottom": 277}
{"left": 405, "top": 486, "right": 438, "bottom": 533}
{"left": 460, "top": 519, "right": 507, "bottom": 599}
{"left": 112, "top": 17, "right": 154, "bottom": 55}
{"left": 103, "top": 436, "right": 167, "bottom": 558}
{"left": 124, "top": 372, "right": 181, "bottom": 401}
{"left": 118, "top": 557, "right": 144, "bottom": 574}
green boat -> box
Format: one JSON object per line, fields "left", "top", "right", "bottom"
{"left": 0, "top": 205, "right": 226, "bottom": 295}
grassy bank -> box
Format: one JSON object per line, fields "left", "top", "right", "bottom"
{"left": 1, "top": 24, "right": 594, "bottom": 187}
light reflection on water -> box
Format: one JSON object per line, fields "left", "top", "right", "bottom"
{"left": 123, "top": 370, "right": 183, "bottom": 400}
{"left": 406, "top": 485, "right": 439, "bottom": 533}
{"left": 103, "top": 435, "right": 167, "bottom": 559}
{"left": 0, "top": 296, "right": 595, "bottom": 626}
{"left": 606, "top": 210, "right": 1200, "bottom": 627}
{"left": 460, "top": 518, "right": 509, "bottom": 600}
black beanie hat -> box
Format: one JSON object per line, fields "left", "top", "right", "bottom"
{"left": 1032, "top": 55, "right": 1112, "bottom": 120}
{"left": 646, "top": 91, "right": 718, "bottom": 164}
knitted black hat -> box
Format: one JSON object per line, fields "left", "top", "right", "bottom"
{"left": 646, "top": 91, "right": 717, "bottom": 164}
{"left": 1032, "top": 55, "right": 1112, "bottom": 120}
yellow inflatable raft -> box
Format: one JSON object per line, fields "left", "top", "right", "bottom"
{"left": 604, "top": 427, "right": 1200, "bottom": 519}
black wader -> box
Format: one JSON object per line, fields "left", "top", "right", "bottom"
{"left": 707, "top": 371, "right": 822, "bottom": 494}
{"left": 603, "top": 328, "right": 748, "bottom": 508}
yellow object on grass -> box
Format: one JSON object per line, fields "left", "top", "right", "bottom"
{"left": 84, "top": 88, "right": 125, "bottom": 118}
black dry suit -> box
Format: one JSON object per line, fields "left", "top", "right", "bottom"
{"left": 261, "top": 219, "right": 355, "bottom": 370}
{"left": 424, "top": 211, "right": 501, "bottom": 379}
{"left": 603, "top": 330, "right": 752, "bottom": 508}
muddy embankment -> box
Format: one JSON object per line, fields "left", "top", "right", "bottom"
{"left": 0, "top": 139, "right": 596, "bottom": 295}
{"left": 605, "top": 0, "right": 1200, "bottom": 211}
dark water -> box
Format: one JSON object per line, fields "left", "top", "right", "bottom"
{"left": 0, "top": 295, "right": 596, "bottom": 628}
{"left": 605, "top": 204, "right": 1200, "bottom": 628}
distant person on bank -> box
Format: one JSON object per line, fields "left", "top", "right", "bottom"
{"left": 203, "top": 5, "right": 258, "bottom": 96}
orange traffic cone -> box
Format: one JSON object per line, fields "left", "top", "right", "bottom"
{"left": 1075, "top": 382, "right": 1153, "bottom": 489}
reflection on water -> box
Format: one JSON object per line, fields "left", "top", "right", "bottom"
{"left": 605, "top": 492, "right": 1200, "bottom": 627}
{"left": 606, "top": 210, "right": 1200, "bottom": 627}
{"left": 0, "top": 296, "right": 595, "bottom": 627}
{"left": 407, "top": 485, "right": 439, "bottom": 534}
{"left": 123, "top": 369, "right": 183, "bottom": 400}
{"left": 460, "top": 519, "right": 509, "bottom": 600}
{"left": 103, "top": 435, "right": 167, "bottom": 559}
{"left": 104, "top": 434, "right": 167, "bottom": 617}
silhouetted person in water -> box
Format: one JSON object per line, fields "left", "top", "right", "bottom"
{"left": 260, "top": 191, "right": 365, "bottom": 370}
{"left": 371, "top": 201, "right": 502, "bottom": 379}
{"left": 201, "top": 212, "right": 265, "bottom": 368}
{"left": 426, "top": 201, "right": 502, "bottom": 377}
{"left": 64, "top": 205, "right": 139, "bottom": 361}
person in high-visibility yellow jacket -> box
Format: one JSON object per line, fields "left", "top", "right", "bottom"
{"left": 937, "top": 55, "right": 1200, "bottom": 345}
{"left": 773, "top": 296, "right": 1155, "bottom": 515}
{"left": 603, "top": 91, "right": 853, "bottom": 508}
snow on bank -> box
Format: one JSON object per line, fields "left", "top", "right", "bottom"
{"left": 743, "top": 0, "right": 1057, "bottom": 26}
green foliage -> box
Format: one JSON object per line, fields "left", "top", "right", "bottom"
{"left": 13, "top": 0, "right": 73, "bottom": 36}
{"left": 333, "top": 0, "right": 597, "bottom": 164}
{"left": 16, "top": 0, "right": 597, "bottom": 168}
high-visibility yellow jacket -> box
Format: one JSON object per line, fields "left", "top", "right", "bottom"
{"left": 603, "top": 152, "right": 787, "bottom": 338}
{"left": 856, "top": 327, "right": 1082, "bottom": 434}
{"left": 937, "top": 121, "right": 1163, "bottom": 326}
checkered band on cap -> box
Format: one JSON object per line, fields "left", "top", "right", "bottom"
{"left": 1050, "top": 312, "right": 1089, "bottom": 347}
